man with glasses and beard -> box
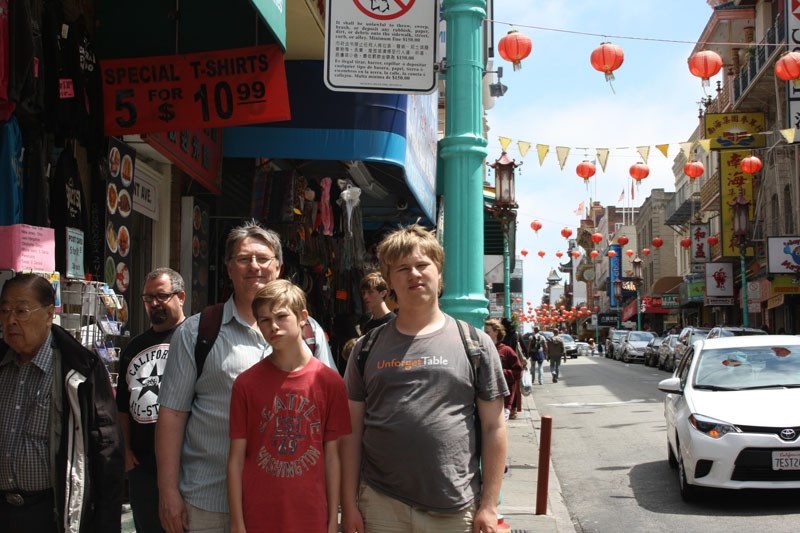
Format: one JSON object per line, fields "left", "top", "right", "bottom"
{"left": 0, "top": 273, "right": 123, "bottom": 533}
{"left": 116, "top": 268, "right": 186, "bottom": 533}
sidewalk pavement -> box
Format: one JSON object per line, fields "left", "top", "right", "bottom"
{"left": 498, "top": 389, "right": 577, "bottom": 533}
{"left": 122, "top": 390, "right": 576, "bottom": 533}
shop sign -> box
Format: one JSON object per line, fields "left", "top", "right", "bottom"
{"left": 324, "top": 0, "right": 437, "bottom": 94}
{"left": 144, "top": 129, "right": 223, "bottom": 195}
{"left": 251, "top": 0, "right": 287, "bottom": 49}
{"left": 132, "top": 170, "right": 159, "bottom": 221}
{"left": 598, "top": 313, "right": 617, "bottom": 327}
{"left": 719, "top": 150, "right": 755, "bottom": 258}
{"left": 66, "top": 228, "right": 84, "bottom": 279}
{"left": 705, "top": 296, "right": 734, "bottom": 306}
{"left": 703, "top": 112, "right": 766, "bottom": 149}
{"left": 706, "top": 262, "right": 734, "bottom": 297}
{"left": 787, "top": 7, "right": 800, "bottom": 129}
{"left": 768, "top": 293, "right": 785, "bottom": 310}
{"left": 690, "top": 224, "right": 710, "bottom": 264}
{"left": 403, "top": 94, "right": 437, "bottom": 222}
{"left": 0, "top": 224, "right": 55, "bottom": 272}
{"left": 686, "top": 280, "right": 705, "bottom": 301}
{"left": 661, "top": 294, "right": 680, "bottom": 308}
{"left": 101, "top": 45, "right": 290, "bottom": 136}
{"left": 766, "top": 236, "right": 800, "bottom": 275}
{"left": 771, "top": 273, "right": 800, "bottom": 295}
{"left": 105, "top": 138, "right": 135, "bottom": 307}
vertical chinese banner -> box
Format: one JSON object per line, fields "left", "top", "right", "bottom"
{"left": 719, "top": 150, "right": 755, "bottom": 257}
{"left": 104, "top": 138, "right": 136, "bottom": 319}
{"left": 689, "top": 223, "right": 710, "bottom": 269}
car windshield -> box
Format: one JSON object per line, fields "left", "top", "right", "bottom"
{"left": 559, "top": 334, "right": 575, "bottom": 343}
{"left": 693, "top": 346, "right": 800, "bottom": 389}
{"left": 629, "top": 332, "right": 655, "bottom": 342}
{"left": 613, "top": 331, "right": 627, "bottom": 340}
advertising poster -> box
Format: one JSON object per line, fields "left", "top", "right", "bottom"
{"left": 180, "top": 197, "right": 211, "bottom": 315}
{"left": 705, "top": 262, "right": 734, "bottom": 305}
{"left": 766, "top": 236, "right": 800, "bottom": 275}
{"left": 105, "top": 138, "right": 136, "bottom": 317}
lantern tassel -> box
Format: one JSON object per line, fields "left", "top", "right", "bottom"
{"left": 513, "top": 60, "right": 522, "bottom": 71}
{"left": 605, "top": 72, "right": 617, "bottom": 95}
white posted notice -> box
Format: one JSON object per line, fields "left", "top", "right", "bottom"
{"left": 324, "top": 0, "right": 438, "bottom": 94}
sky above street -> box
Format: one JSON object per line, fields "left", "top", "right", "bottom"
{"left": 486, "top": 0, "right": 720, "bottom": 310}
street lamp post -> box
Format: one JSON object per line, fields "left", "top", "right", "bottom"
{"left": 614, "top": 279, "right": 623, "bottom": 329}
{"left": 489, "top": 152, "right": 520, "bottom": 320}
{"left": 730, "top": 193, "right": 751, "bottom": 327}
{"left": 632, "top": 254, "right": 644, "bottom": 331}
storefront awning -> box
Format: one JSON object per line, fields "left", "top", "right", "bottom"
{"left": 223, "top": 61, "right": 436, "bottom": 225}
{"left": 650, "top": 276, "right": 683, "bottom": 295}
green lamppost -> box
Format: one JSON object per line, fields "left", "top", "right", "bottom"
{"left": 730, "top": 193, "right": 751, "bottom": 327}
{"left": 632, "top": 254, "right": 644, "bottom": 331}
{"left": 489, "top": 152, "right": 520, "bottom": 320}
{"left": 439, "top": 0, "right": 489, "bottom": 327}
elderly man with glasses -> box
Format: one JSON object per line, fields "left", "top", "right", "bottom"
{"left": 156, "top": 220, "right": 335, "bottom": 533}
{"left": 116, "top": 268, "right": 187, "bottom": 533}
{"left": 0, "top": 273, "right": 123, "bottom": 533}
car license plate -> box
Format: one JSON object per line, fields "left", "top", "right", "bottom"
{"left": 772, "top": 451, "right": 800, "bottom": 470}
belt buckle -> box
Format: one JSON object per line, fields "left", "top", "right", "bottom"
{"left": 5, "top": 493, "right": 24, "bottom": 506}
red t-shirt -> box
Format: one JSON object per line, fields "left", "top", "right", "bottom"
{"left": 230, "top": 356, "right": 351, "bottom": 532}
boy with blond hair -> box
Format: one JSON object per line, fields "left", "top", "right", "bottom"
{"left": 227, "top": 280, "right": 350, "bottom": 533}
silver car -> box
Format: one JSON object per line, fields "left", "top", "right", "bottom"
{"left": 619, "top": 331, "right": 656, "bottom": 363}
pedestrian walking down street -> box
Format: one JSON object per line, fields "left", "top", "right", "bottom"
{"left": 485, "top": 318, "right": 523, "bottom": 420}
{"left": 529, "top": 327, "right": 547, "bottom": 384}
{"left": 340, "top": 224, "right": 509, "bottom": 533}
{"left": 548, "top": 332, "right": 565, "bottom": 383}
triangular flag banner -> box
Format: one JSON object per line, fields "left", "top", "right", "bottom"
{"left": 655, "top": 144, "right": 669, "bottom": 158}
{"left": 555, "top": 146, "right": 570, "bottom": 170}
{"left": 780, "top": 128, "right": 797, "bottom": 144}
{"left": 518, "top": 141, "right": 531, "bottom": 158}
{"left": 536, "top": 144, "right": 549, "bottom": 166}
{"left": 679, "top": 141, "right": 694, "bottom": 160}
{"left": 636, "top": 146, "right": 650, "bottom": 164}
{"left": 499, "top": 136, "right": 512, "bottom": 152}
{"left": 596, "top": 148, "right": 610, "bottom": 172}
{"left": 697, "top": 139, "right": 711, "bottom": 153}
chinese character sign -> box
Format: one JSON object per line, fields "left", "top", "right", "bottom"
{"left": 719, "top": 150, "right": 755, "bottom": 258}
{"left": 690, "top": 223, "right": 709, "bottom": 263}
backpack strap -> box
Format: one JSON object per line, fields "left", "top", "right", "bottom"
{"left": 194, "top": 303, "right": 224, "bottom": 379}
{"left": 303, "top": 321, "right": 317, "bottom": 356}
{"left": 455, "top": 319, "right": 482, "bottom": 387}
{"left": 356, "top": 322, "right": 388, "bottom": 378}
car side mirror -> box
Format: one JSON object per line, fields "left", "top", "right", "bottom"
{"left": 658, "top": 376, "right": 682, "bottom": 395}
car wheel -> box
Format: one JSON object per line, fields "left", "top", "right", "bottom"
{"left": 667, "top": 441, "right": 678, "bottom": 469}
{"left": 623, "top": 351, "right": 629, "bottom": 363}
{"left": 678, "top": 450, "right": 698, "bottom": 502}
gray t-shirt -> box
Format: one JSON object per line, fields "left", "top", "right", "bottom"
{"left": 344, "top": 315, "right": 508, "bottom": 512}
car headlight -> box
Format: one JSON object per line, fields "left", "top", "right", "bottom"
{"left": 688, "top": 414, "right": 739, "bottom": 439}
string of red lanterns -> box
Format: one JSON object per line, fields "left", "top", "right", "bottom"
{"left": 497, "top": 30, "right": 533, "bottom": 71}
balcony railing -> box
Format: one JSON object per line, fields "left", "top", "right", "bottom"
{"left": 732, "top": 15, "right": 785, "bottom": 105}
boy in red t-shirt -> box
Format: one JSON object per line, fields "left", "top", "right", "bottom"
{"left": 227, "top": 280, "right": 351, "bottom": 533}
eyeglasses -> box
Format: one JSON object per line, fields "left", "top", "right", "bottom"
{"left": 231, "top": 255, "right": 276, "bottom": 267}
{"left": 141, "top": 292, "right": 179, "bottom": 304}
{"left": 0, "top": 306, "right": 46, "bottom": 322}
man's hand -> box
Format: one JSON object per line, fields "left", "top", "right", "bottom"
{"left": 472, "top": 505, "right": 498, "bottom": 533}
{"left": 159, "top": 488, "right": 188, "bottom": 533}
{"left": 124, "top": 449, "right": 139, "bottom": 473}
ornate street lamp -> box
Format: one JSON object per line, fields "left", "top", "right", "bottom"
{"left": 632, "top": 254, "right": 644, "bottom": 331}
{"left": 489, "top": 152, "right": 521, "bottom": 319}
{"left": 729, "top": 192, "right": 751, "bottom": 327}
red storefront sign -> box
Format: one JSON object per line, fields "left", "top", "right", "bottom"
{"left": 143, "top": 129, "right": 223, "bottom": 195}
{"left": 101, "top": 44, "right": 290, "bottom": 136}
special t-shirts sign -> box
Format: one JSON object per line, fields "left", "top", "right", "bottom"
{"left": 100, "top": 45, "right": 290, "bottom": 135}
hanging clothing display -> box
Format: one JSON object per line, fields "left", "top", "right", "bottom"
{"left": 0, "top": 115, "right": 23, "bottom": 224}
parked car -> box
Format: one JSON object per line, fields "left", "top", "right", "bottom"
{"left": 707, "top": 326, "right": 768, "bottom": 339}
{"left": 658, "top": 335, "right": 800, "bottom": 501}
{"left": 606, "top": 329, "right": 629, "bottom": 359}
{"left": 618, "top": 331, "right": 656, "bottom": 363}
{"left": 644, "top": 336, "right": 666, "bottom": 367}
{"left": 576, "top": 341, "right": 591, "bottom": 357}
{"left": 657, "top": 334, "right": 681, "bottom": 372}
{"left": 558, "top": 333, "right": 579, "bottom": 358}
{"left": 674, "top": 326, "right": 711, "bottom": 368}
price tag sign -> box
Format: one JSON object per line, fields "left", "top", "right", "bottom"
{"left": 101, "top": 45, "right": 290, "bottom": 136}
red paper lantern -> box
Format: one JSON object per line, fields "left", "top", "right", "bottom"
{"left": 521, "top": 249, "right": 529, "bottom": 257}
{"left": 571, "top": 250, "right": 581, "bottom": 259}
{"left": 590, "top": 250, "right": 600, "bottom": 259}
{"left": 680, "top": 237, "right": 692, "bottom": 248}
{"left": 642, "top": 248, "right": 651, "bottom": 256}
{"left": 684, "top": 160, "right": 704, "bottom": 179}
{"left": 498, "top": 30, "right": 533, "bottom": 71}
{"left": 707, "top": 235, "right": 719, "bottom": 247}
{"left": 537, "top": 250, "right": 546, "bottom": 258}
{"left": 740, "top": 155, "right": 762, "bottom": 174}
{"left": 617, "top": 235, "right": 629, "bottom": 246}
{"left": 531, "top": 220, "right": 543, "bottom": 234}
{"left": 576, "top": 160, "right": 596, "bottom": 183}
{"left": 555, "top": 251, "right": 564, "bottom": 259}
{"left": 629, "top": 162, "right": 650, "bottom": 182}
{"left": 590, "top": 42, "right": 624, "bottom": 81}
{"left": 688, "top": 50, "right": 723, "bottom": 85}
{"left": 652, "top": 237, "right": 663, "bottom": 248}
{"left": 561, "top": 227, "right": 573, "bottom": 239}
{"left": 591, "top": 233, "right": 603, "bottom": 244}
{"left": 625, "top": 249, "right": 634, "bottom": 258}
{"left": 607, "top": 250, "right": 617, "bottom": 257}
{"left": 775, "top": 51, "right": 800, "bottom": 81}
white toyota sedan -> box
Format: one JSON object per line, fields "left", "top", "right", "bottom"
{"left": 658, "top": 335, "right": 800, "bottom": 501}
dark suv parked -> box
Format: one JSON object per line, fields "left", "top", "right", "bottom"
{"left": 674, "top": 326, "right": 711, "bottom": 368}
